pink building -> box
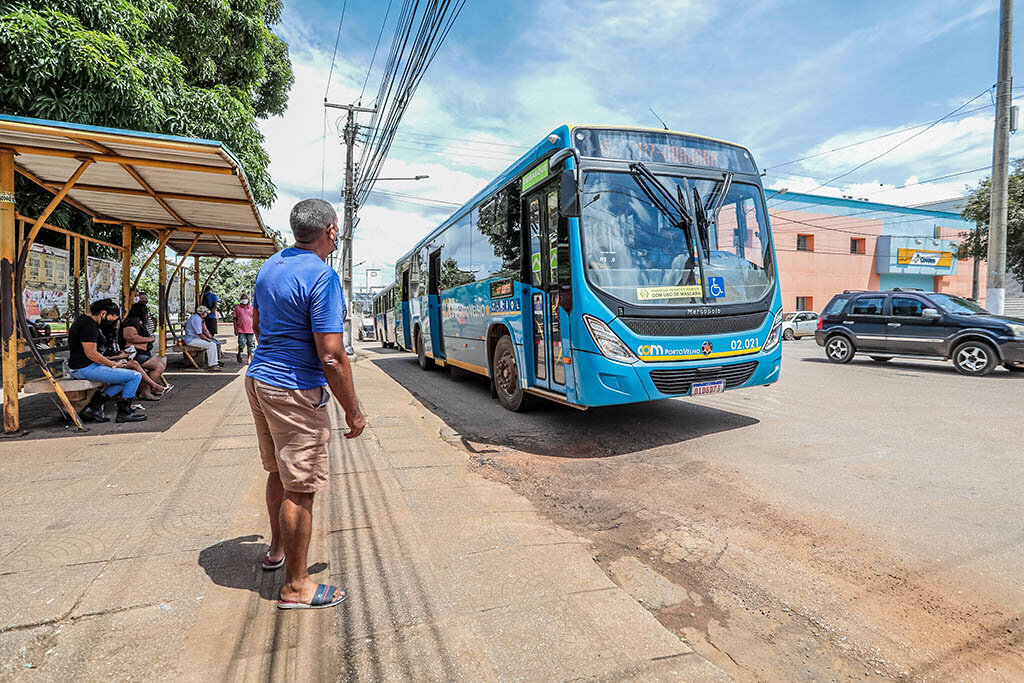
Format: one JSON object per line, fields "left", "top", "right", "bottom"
{"left": 767, "top": 193, "right": 984, "bottom": 312}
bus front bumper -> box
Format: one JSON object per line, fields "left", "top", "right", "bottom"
{"left": 572, "top": 348, "right": 782, "bottom": 407}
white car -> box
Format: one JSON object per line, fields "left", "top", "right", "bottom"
{"left": 781, "top": 310, "right": 818, "bottom": 340}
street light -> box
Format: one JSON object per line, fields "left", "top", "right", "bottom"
{"left": 374, "top": 175, "right": 429, "bottom": 181}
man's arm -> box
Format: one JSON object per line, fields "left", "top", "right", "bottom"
{"left": 313, "top": 331, "right": 365, "bottom": 439}
{"left": 252, "top": 308, "right": 260, "bottom": 341}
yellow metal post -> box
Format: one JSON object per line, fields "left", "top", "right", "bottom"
{"left": 158, "top": 243, "right": 166, "bottom": 356}
{"left": 1, "top": 149, "right": 18, "bottom": 432}
{"left": 121, "top": 224, "right": 131, "bottom": 312}
{"left": 72, "top": 236, "right": 81, "bottom": 318}
{"left": 193, "top": 256, "right": 200, "bottom": 309}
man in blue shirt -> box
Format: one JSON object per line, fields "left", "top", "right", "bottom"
{"left": 201, "top": 285, "right": 219, "bottom": 336}
{"left": 245, "top": 198, "right": 365, "bottom": 611}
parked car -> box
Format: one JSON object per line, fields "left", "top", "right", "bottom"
{"left": 815, "top": 289, "right": 1024, "bottom": 376}
{"left": 781, "top": 311, "right": 818, "bottom": 340}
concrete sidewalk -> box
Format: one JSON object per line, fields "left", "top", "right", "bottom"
{"left": 0, "top": 350, "right": 728, "bottom": 682}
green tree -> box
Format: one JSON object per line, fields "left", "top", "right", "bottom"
{"left": 960, "top": 158, "right": 1024, "bottom": 286}
{"left": 0, "top": 0, "right": 293, "bottom": 250}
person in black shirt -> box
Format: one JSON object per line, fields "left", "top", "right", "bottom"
{"left": 120, "top": 302, "right": 168, "bottom": 390}
{"left": 95, "top": 302, "right": 165, "bottom": 401}
{"left": 67, "top": 299, "right": 146, "bottom": 423}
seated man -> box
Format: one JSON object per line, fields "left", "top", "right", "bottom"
{"left": 184, "top": 306, "right": 222, "bottom": 371}
{"left": 120, "top": 301, "right": 169, "bottom": 391}
{"left": 67, "top": 299, "right": 147, "bottom": 423}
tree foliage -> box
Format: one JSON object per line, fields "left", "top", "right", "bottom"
{"left": 960, "top": 158, "right": 1024, "bottom": 286}
{"left": 0, "top": 0, "right": 293, "bottom": 251}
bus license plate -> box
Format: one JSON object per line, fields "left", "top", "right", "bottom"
{"left": 691, "top": 380, "right": 725, "bottom": 396}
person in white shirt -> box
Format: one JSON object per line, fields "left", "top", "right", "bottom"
{"left": 184, "top": 306, "right": 221, "bottom": 371}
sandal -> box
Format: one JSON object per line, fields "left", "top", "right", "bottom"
{"left": 262, "top": 552, "right": 285, "bottom": 571}
{"left": 278, "top": 584, "right": 347, "bottom": 610}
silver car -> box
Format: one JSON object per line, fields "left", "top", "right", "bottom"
{"left": 782, "top": 310, "right": 818, "bottom": 340}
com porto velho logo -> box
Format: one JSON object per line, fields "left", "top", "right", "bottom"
{"left": 700, "top": 341, "right": 713, "bottom": 356}
{"left": 637, "top": 344, "right": 666, "bottom": 356}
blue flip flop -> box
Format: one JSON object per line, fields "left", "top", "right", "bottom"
{"left": 278, "top": 584, "right": 347, "bottom": 610}
{"left": 262, "top": 552, "right": 285, "bottom": 571}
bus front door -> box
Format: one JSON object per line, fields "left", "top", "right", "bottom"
{"left": 524, "top": 182, "right": 568, "bottom": 393}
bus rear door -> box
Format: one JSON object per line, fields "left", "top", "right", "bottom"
{"left": 523, "top": 181, "right": 569, "bottom": 393}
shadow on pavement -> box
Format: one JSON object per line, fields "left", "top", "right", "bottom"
{"left": 8, "top": 360, "right": 239, "bottom": 439}
{"left": 199, "top": 535, "right": 330, "bottom": 602}
{"left": 799, "top": 354, "right": 1024, "bottom": 379}
{"left": 366, "top": 346, "right": 759, "bottom": 458}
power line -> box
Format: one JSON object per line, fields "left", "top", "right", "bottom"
{"left": 324, "top": 0, "right": 350, "bottom": 99}
{"left": 772, "top": 89, "right": 992, "bottom": 209}
{"left": 368, "top": 188, "right": 463, "bottom": 207}
{"left": 389, "top": 129, "right": 531, "bottom": 150}
{"left": 359, "top": 0, "right": 394, "bottom": 102}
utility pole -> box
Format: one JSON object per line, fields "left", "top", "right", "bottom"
{"left": 986, "top": 0, "right": 1013, "bottom": 315}
{"left": 325, "top": 101, "right": 376, "bottom": 354}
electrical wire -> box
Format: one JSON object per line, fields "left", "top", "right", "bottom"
{"left": 772, "top": 89, "right": 992, "bottom": 209}
{"left": 324, "top": 0, "right": 350, "bottom": 100}
{"left": 359, "top": 0, "right": 395, "bottom": 102}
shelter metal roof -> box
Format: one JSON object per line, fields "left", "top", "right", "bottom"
{"left": 0, "top": 114, "right": 280, "bottom": 259}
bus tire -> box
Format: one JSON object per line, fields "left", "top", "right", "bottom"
{"left": 492, "top": 335, "right": 532, "bottom": 411}
{"left": 416, "top": 331, "right": 434, "bottom": 370}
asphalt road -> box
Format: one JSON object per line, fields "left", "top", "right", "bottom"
{"left": 363, "top": 338, "right": 1024, "bottom": 682}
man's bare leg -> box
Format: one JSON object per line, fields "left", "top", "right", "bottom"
{"left": 265, "top": 472, "right": 284, "bottom": 563}
{"left": 279, "top": 490, "right": 318, "bottom": 603}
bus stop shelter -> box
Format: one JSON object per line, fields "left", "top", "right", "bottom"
{"left": 0, "top": 114, "right": 280, "bottom": 433}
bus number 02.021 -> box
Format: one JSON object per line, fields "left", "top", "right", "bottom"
{"left": 730, "top": 337, "right": 759, "bottom": 351}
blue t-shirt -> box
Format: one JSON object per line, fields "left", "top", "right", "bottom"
{"left": 202, "top": 291, "right": 219, "bottom": 318}
{"left": 246, "top": 247, "right": 346, "bottom": 389}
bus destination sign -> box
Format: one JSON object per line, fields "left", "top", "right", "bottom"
{"left": 573, "top": 128, "right": 757, "bottom": 174}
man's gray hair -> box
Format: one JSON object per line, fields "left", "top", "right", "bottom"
{"left": 290, "top": 198, "right": 337, "bottom": 243}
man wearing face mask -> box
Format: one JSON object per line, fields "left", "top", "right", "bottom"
{"left": 245, "top": 198, "right": 365, "bottom": 611}
{"left": 233, "top": 293, "right": 256, "bottom": 364}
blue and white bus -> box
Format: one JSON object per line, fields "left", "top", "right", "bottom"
{"left": 385, "top": 125, "right": 783, "bottom": 411}
{"left": 372, "top": 283, "right": 397, "bottom": 348}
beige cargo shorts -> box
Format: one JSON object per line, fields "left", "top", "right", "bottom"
{"left": 244, "top": 375, "right": 331, "bottom": 493}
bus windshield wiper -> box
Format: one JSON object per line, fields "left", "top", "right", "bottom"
{"left": 690, "top": 172, "right": 733, "bottom": 260}
{"left": 628, "top": 162, "right": 691, "bottom": 231}
{"left": 628, "top": 162, "right": 706, "bottom": 298}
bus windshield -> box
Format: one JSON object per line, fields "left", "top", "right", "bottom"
{"left": 581, "top": 170, "right": 774, "bottom": 306}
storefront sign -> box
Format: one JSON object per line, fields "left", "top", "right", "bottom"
{"left": 896, "top": 248, "right": 953, "bottom": 267}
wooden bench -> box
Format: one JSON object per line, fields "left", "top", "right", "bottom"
{"left": 168, "top": 324, "right": 208, "bottom": 368}
{"left": 22, "top": 376, "right": 104, "bottom": 410}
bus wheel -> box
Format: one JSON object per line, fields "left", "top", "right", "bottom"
{"left": 492, "top": 335, "right": 531, "bottom": 411}
{"left": 416, "top": 332, "right": 434, "bottom": 370}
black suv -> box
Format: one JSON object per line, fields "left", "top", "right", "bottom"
{"left": 815, "top": 289, "right": 1024, "bottom": 376}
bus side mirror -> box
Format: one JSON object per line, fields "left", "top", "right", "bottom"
{"left": 560, "top": 169, "right": 580, "bottom": 218}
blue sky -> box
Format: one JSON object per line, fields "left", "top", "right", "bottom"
{"left": 260, "top": 0, "right": 1021, "bottom": 285}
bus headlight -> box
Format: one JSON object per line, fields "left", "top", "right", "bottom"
{"left": 583, "top": 314, "right": 638, "bottom": 364}
{"left": 762, "top": 310, "right": 784, "bottom": 353}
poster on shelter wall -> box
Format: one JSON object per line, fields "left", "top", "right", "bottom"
{"left": 24, "top": 244, "right": 69, "bottom": 320}
{"left": 87, "top": 256, "right": 122, "bottom": 305}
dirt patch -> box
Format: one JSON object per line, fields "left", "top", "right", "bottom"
{"left": 470, "top": 449, "right": 1024, "bottom": 682}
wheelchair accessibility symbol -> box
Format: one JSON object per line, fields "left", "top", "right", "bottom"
{"left": 707, "top": 277, "right": 725, "bottom": 298}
